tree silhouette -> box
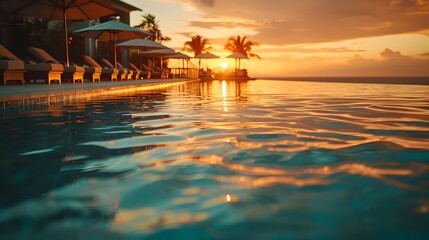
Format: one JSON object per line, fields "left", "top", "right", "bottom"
{"left": 182, "top": 34, "right": 212, "bottom": 69}
{"left": 135, "top": 14, "right": 171, "bottom": 43}
{"left": 26, "top": 19, "right": 65, "bottom": 61}
{"left": 224, "top": 35, "right": 260, "bottom": 59}
{"left": 182, "top": 34, "right": 212, "bottom": 55}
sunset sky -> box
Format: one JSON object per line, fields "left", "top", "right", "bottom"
{"left": 122, "top": 0, "right": 429, "bottom": 77}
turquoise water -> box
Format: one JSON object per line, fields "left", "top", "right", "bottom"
{"left": 1, "top": 80, "right": 429, "bottom": 239}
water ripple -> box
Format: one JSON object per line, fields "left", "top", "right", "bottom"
{"left": 1, "top": 80, "right": 429, "bottom": 239}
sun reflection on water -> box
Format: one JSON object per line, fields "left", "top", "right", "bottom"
{"left": 1, "top": 80, "right": 429, "bottom": 238}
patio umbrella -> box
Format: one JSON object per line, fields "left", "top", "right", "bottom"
{"left": 166, "top": 52, "right": 190, "bottom": 59}
{"left": 74, "top": 19, "right": 152, "bottom": 67}
{"left": 116, "top": 39, "right": 169, "bottom": 50}
{"left": 0, "top": 0, "right": 118, "bottom": 67}
{"left": 194, "top": 52, "right": 220, "bottom": 70}
{"left": 226, "top": 51, "right": 248, "bottom": 71}
{"left": 140, "top": 48, "right": 176, "bottom": 69}
{"left": 116, "top": 39, "right": 171, "bottom": 69}
{"left": 165, "top": 52, "right": 190, "bottom": 77}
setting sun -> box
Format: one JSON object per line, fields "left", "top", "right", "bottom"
{"left": 220, "top": 62, "right": 228, "bottom": 69}
{"left": 125, "top": 0, "right": 429, "bottom": 77}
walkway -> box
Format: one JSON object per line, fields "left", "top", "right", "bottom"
{"left": 0, "top": 78, "right": 199, "bottom": 108}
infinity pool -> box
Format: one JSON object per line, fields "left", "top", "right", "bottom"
{"left": 1, "top": 80, "right": 429, "bottom": 239}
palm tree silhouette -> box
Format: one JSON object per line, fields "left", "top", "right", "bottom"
{"left": 135, "top": 14, "right": 171, "bottom": 43}
{"left": 182, "top": 34, "right": 212, "bottom": 69}
{"left": 225, "top": 35, "right": 260, "bottom": 59}
{"left": 224, "top": 35, "right": 260, "bottom": 72}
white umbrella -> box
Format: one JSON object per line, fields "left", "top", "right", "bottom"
{"left": 116, "top": 39, "right": 168, "bottom": 50}
{"left": 141, "top": 48, "right": 176, "bottom": 69}
{"left": 116, "top": 39, "right": 170, "bottom": 70}
{"left": 194, "top": 52, "right": 220, "bottom": 70}
{"left": 140, "top": 49, "right": 176, "bottom": 56}
{"left": 74, "top": 19, "right": 152, "bottom": 67}
{"left": 0, "top": 0, "right": 118, "bottom": 67}
{"left": 226, "top": 51, "right": 248, "bottom": 71}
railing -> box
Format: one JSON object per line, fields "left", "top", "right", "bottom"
{"left": 168, "top": 68, "right": 199, "bottom": 79}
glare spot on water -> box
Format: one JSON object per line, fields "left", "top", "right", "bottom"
{"left": 226, "top": 194, "right": 231, "bottom": 203}
{"left": 20, "top": 148, "right": 56, "bottom": 156}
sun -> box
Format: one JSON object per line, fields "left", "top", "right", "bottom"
{"left": 220, "top": 62, "right": 228, "bottom": 69}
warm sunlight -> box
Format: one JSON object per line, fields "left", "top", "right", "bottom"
{"left": 1, "top": 0, "right": 429, "bottom": 239}
{"left": 125, "top": 0, "right": 429, "bottom": 77}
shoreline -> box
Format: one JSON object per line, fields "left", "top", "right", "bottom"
{"left": 258, "top": 76, "right": 429, "bottom": 85}
{"left": 0, "top": 79, "right": 199, "bottom": 109}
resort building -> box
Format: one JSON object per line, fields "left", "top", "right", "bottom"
{"left": 0, "top": 0, "right": 140, "bottom": 66}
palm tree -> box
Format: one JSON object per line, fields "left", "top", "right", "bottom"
{"left": 182, "top": 34, "right": 212, "bottom": 69}
{"left": 224, "top": 35, "right": 260, "bottom": 59}
{"left": 26, "top": 19, "right": 64, "bottom": 60}
{"left": 135, "top": 14, "right": 171, "bottom": 43}
{"left": 135, "top": 14, "right": 170, "bottom": 69}
{"left": 224, "top": 35, "right": 260, "bottom": 71}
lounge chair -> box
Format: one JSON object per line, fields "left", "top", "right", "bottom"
{"left": 131, "top": 63, "right": 150, "bottom": 79}
{"left": 82, "top": 64, "right": 101, "bottom": 83}
{"left": 28, "top": 47, "right": 84, "bottom": 84}
{"left": 0, "top": 44, "right": 25, "bottom": 85}
{"left": 127, "top": 63, "right": 144, "bottom": 79}
{"left": 83, "top": 55, "right": 118, "bottom": 81}
{"left": 100, "top": 58, "right": 128, "bottom": 81}
{"left": 117, "top": 62, "right": 138, "bottom": 80}
{"left": 142, "top": 63, "right": 163, "bottom": 79}
{"left": 154, "top": 66, "right": 170, "bottom": 79}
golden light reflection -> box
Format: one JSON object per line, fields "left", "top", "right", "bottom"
{"left": 222, "top": 80, "right": 228, "bottom": 112}
{"left": 195, "top": 155, "right": 428, "bottom": 190}
{"left": 418, "top": 205, "right": 429, "bottom": 214}
{"left": 197, "top": 116, "right": 429, "bottom": 149}
{"left": 226, "top": 194, "right": 231, "bottom": 202}
{"left": 221, "top": 80, "right": 227, "bottom": 97}
{"left": 113, "top": 208, "right": 208, "bottom": 233}
{"left": 172, "top": 196, "right": 199, "bottom": 205}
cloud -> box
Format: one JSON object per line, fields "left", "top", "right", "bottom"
{"left": 254, "top": 48, "right": 429, "bottom": 77}
{"left": 257, "top": 46, "right": 365, "bottom": 54}
{"left": 191, "top": 0, "right": 215, "bottom": 7}
{"left": 172, "top": 0, "right": 429, "bottom": 44}
{"left": 188, "top": 20, "right": 258, "bottom": 30}
{"left": 380, "top": 48, "right": 404, "bottom": 58}
{"left": 307, "top": 49, "right": 429, "bottom": 76}
{"left": 420, "top": 52, "right": 429, "bottom": 57}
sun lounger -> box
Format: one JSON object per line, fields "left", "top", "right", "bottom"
{"left": 83, "top": 65, "right": 101, "bottom": 82}
{"left": 25, "top": 61, "right": 63, "bottom": 84}
{"left": 83, "top": 55, "right": 118, "bottom": 81}
{"left": 117, "top": 62, "right": 138, "bottom": 80}
{"left": 126, "top": 63, "right": 143, "bottom": 79}
{"left": 0, "top": 44, "right": 63, "bottom": 85}
{"left": 131, "top": 63, "right": 149, "bottom": 79}
{"left": 28, "top": 47, "right": 84, "bottom": 84}
{"left": 0, "top": 44, "right": 25, "bottom": 85}
{"left": 142, "top": 64, "right": 163, "bottom": 79}
{"left": 100, "top": 58, "right": 128, "bottom": 81}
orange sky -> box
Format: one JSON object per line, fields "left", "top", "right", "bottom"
{"left": 123, "top": 0, "right": 429, "bottom": 77}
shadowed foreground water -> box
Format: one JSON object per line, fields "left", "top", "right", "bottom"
{"left": 1, "top": 80, "right": 429, "bottom": 239}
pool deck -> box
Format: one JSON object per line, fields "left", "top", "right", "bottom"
{"left": 0, "top": 78, "right": 199, "bottom": 109}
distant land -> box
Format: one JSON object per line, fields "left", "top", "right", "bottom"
{"left": 259, "top": 76, "right": 429, "bottom": 85}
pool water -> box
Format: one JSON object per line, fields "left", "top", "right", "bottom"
{"left": 1, "top": 80, "right": 429, "bottom": 239}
